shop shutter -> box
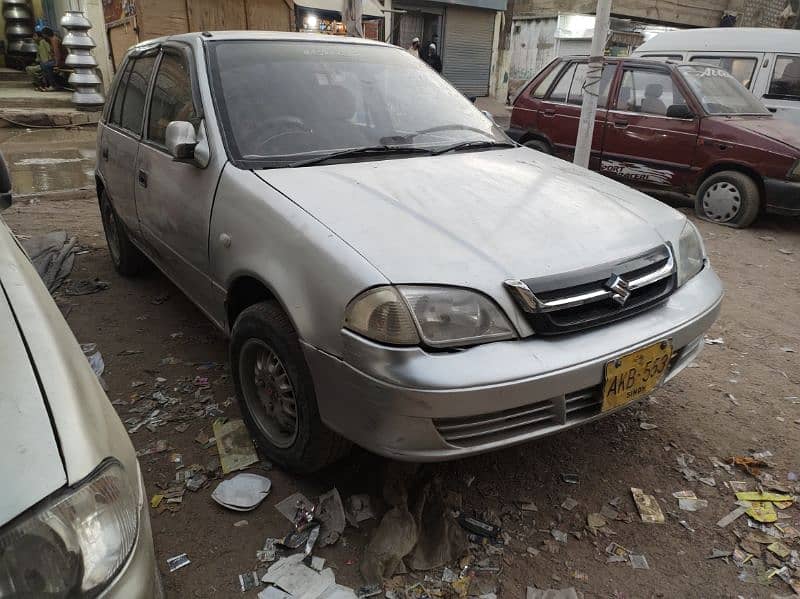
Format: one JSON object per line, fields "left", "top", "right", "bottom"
{"left": 442, "top": 6, "right": 495, "bottom": 97}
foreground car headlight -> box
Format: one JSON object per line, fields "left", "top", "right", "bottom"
{"left": 344, "top": 285, "right": 516, "bottom": 348}
{"left": 0, "top": 461, "right": 138, "bottom": 597}
{"left": 677, "top": 220, "right": 706, "bottom": 287}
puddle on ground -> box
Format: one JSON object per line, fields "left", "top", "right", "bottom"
{"left": 0, "top": 128, "right": 97, "bottom": 195}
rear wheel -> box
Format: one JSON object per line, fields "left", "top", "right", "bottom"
{"left": 231, "top": 301, "right": 350, "bottom": 473}
{"left": 524, "top": 139, "right": 551, "bottom": 154}
{"left": 99, "top": 191, "right": 148, "bottom": 275}
{"left": 695, "top": 171, "right": 760, "bottom": 228}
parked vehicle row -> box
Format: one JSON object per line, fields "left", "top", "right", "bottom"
{"left": 96, "top": 32, "right": 722, "bottom": 473}
{"left": 508, "top": 55, "right": 800, "bottom": 228}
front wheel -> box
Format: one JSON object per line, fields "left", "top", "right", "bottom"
{"left": 99, "top": 191, "right": 148, "bottom": 275}
{"left": 230, "top": 301, "right": 350, "bottom": 473}
{"left": 695, "top": 171, "right": 760, "bottom": 228}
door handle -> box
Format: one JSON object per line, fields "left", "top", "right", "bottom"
{"left": 612, "top": 119, "right": 629, "bottom": 129}
{"left": 101, "top": 147, "right": 109, "bottom": 161}
{"left": 137, "top": 170, "right": 148, "bottom": 188}
{"left": 768, "top": 107, "right": 777, "bottom": 113}
{"left": 542, "top": 108, "right": 556, "bottom": 117}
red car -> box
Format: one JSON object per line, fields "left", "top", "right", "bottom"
{"left": 508, "top": 56, "right": 800, "bottom": 227}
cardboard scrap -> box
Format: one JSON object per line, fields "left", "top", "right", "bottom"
{"left": 213, "top": 419, "right": 259, "bottom": 474}
{"left": 745, "top": 502, "right": 777, "bottom": 523}
{"left": 767, "top": 541, "right": 791, "bottom": 559}
{"left": 716, "top": 506, "right": 748, "bottom": 528}
{"left": 631, "top": 488, "right": 665, "bottom": 524}
{"left": 735, "top": 492, "right": 794, "bottom": 503}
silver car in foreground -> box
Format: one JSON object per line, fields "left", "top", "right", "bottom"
{"left": 0, "top": 160, "right": 161, "bottom": 596}
{"left": 96, "top": 32, "right": 723, "bottom": 472}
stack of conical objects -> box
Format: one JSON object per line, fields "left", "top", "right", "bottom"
{"left": 3, "top": 0, "right": 36, "bottom": 69}
{"left": 60, "top": 10, "right": 104, "bottom": 109}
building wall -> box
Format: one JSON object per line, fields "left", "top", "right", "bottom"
{"left": 737, "top": 0, "right": 787, "bottom": 27}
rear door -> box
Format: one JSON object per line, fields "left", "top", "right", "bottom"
{"left": 600, "top": 64, "right": 700, "bottom": 191}
{"left": 134, "top": 43, "right": 226, "bottom": 325}
{"left": 98, "top": 51, "right": 157, "bottom": 234}
{"left": 535, "top": 60, "right": 614, "bottom": 162}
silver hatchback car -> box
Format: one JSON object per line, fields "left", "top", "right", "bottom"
{"left": 96, "top": 32, "right": 723, "bottom": 472}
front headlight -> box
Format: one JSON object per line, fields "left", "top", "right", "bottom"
{"left": 0, "top": 460, "right": 139, "bottom": 597}
{"left": 677, "top": 220, "right": 706, "bottom": 287}
{"left": 344, "top": 285, "right": 516, "bottom": 348}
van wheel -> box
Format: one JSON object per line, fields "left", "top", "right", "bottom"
{"left": 99, "top": 191, "right": 148, "bottom": 275}
{"left": 695, "top": 171, "right": 760, "bottom": 228}
{"left": 231, "top": 301, "right": 350, "bottom": 473}
{"left": 524, "top": 139, "right": 551, "bottom": 154}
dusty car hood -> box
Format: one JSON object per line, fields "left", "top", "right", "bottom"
{"left": 0, "top": 279, "right": 66, "bottom": 526}
{"left": 257, "top": 147, "right": 685, "bottom": 288}
{"left": 716, "top": 115, "right": 800, "bottom": 153}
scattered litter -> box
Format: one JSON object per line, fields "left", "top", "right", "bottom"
{"left": 185, "top": 472, "right": 207, "bottom": 492}
{"left": 275, "top": 492, "right": 315, "bottom": 525}
{"left": 234, "top": 520, "right": 249, "bottom": 527}
{"left": 167, "top": 553, "right": 190, "bottom": 572}
{"left": 678, "top": 497, "right": 708, "bottom": 512}
{"left": 80, "top": 343, "right": 105, "bottom": 379}
{"left": 710, "top": 456, "right": 734, "bottom": 475}
{"left": 550, "top": 529, "right": 568, "bottom": 543}
{"left": 518, "top": 501, "right": 538, "bottom": 512}
{"left": 707, "top": 549, "right": 732, "bottom": 560}
{"left": 732, "top": 547, "right": 751, "bottom": 567}
{"left": 136, "top": 439, "right": 168, "bottom": 457}
{"left": 20, "top": 231, "right": 78, "bottom": 293}
{"left": 724, "top": 393, "right": 739, "bottom": 406}
{"left": 561, "top": 497, "right": 578, "bottom": 511}
{"left": 606, "top": 542, "right": 630, "bottom": 560}
{"left": 345, "top": 494, "right": 375, "bottom": 527}
{"left": 212, "top": 473, "right": 272, "bottom": 511}
{"left": 213, "top": 419, "right": 260, "bottom": 474}
{"left": 261, "top": 554, "right": 342, "bottom": 598}
{"left": 704, "top": 337, "right": 724, "bottom": 345}
{"left": 151, "top": 494, "right": 163, "bottom": 509}
{"left": 317, "top": 488, "right": 347, "bottom": 546}
{"left": 767, "top": 541, "right": 791, "bottom": 558}
{"left": 239, "top": 571, "right": 261, "bottom": 592}
{"left": 629, "top": 554, "right": 649, "bottom": 570}
{"left": 698, "top": 476, "right": 716, "bottom": 487}
{"left": 735, "top": 491, "right": 793, "bottom": 502}
{"left": 258, "top": 587, "right": 291, "bottom": 599}
{"left": 458, "top": 515, "right": 501, "bottom": 539}
{"left": 717, "top": 506, "right": 748, "bottom": 528}
{"left": 631, "top": 488, "right": 665, "bottom": 524}
{"left": 526, "top": 587, "right": 578, "bottom": 599}
{"left": 678, "top": 520, "right": 695, "bottom": 532}
{"left": 561, "top": 473, "right": 579, "bottom": 484}
{"left": 161, "top": 356, "right": 181, "bottom": 365}
{"left": 64, "top": 278, "right": 110, "bottom": 296}
{"left": 728, "top": 455, "right": 769, "bottom": 476}
{"left": 441, "top": 567, "right": 458, "bottom": 583}
{"left": 309, "top": 556, "right": 326, "bottom": 571}
{"left": 745, "top": 502, "right": 777, "bottom": 523}
{"left": 257, "top": 538, "right": 279, "bottom": 563}
{"left": 639, "top": 422, "right": 658, "bottom": 430}
{"left": 587, "top": 513, "right": 607, "bottom": 529}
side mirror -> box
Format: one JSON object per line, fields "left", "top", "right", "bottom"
{"left": 0, "top": 151, "right": 11, "bottom": 211}
{"left": 666, "top": 104, "right": 695, "bottom": 119}
{"left": 166, "top": 121, "right": 198, "bottom": 162}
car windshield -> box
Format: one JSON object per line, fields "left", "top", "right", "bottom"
{"left": 207, "top": 40, "right": 507, "bottom": 167}
{"left": 678, "top": 65, "right": 770, "bottom": 115}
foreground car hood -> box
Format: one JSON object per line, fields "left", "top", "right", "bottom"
{"left": 0, "top": 279, "right": 66, "bottom": 525}
{"left": 258, "top": 148, "right": 685, "bottom": 287}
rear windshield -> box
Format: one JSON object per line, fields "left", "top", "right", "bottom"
{"left": 678, "top": 65, "right": 769, "bottom": 115}
{"left": 207, "top": 40, "right": 505, "bottom": 167}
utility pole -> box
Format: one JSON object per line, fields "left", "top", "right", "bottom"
{"left": 573, "top": 0, "right": 612, "bottom": 169}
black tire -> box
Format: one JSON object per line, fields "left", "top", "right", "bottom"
{"left": 230, "top": 301, "right": 350, "bottom": 473}
{"left": 0, "top": 150, "right": 10, "bottom": 194}
{"left": 99, "top": 190, "right": 148, "bottom": 275}
{"left": 524, "top": 139, "right": 552, "bottom": 154}
{"left": 695, "top": 171, "right": 760, "bottom": 228}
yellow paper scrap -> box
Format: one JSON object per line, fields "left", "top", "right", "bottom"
{"left": 150, "top": 494, "right": 164, "bottom": 509}
{"left": 735, "top": 492, "right": 794, "bottom": 503}
{"left": 773, "top": 500, "right": 793, "bottom": 509}
{"left": 746, "top": 501, "right": 777, "bottom": 523}
{"left": 767, "top": 541, "right": 791, "bottom": 558}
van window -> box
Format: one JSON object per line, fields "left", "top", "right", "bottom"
{"left": 148, "top": 52, "right": 197, "bottom": 146}
{"left": 641, "top": 54, "right": 682, "bottom": 61}
{"left": 689, "top": 56, "right": 757, "bottom": 88}
{"left": 616, "top": 68, "right": 686, "bottom": 116}
{"left": 119, "top": 55, "right": 157, "bottom": 135}
{"left": 567, "top": 64, "right": 614, "bottom": 107}
{"left": 531, "top": 63, "right": 564, "bottom": 98}
{"left": 768, "top": 55, "right": 800, "bottom": 99}
{"left": 548, "top": 63, "right": 577, "bottom": 102}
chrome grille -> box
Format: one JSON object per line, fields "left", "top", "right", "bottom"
{"left": 505, "top": 245, "right": 677, "bottom": 335}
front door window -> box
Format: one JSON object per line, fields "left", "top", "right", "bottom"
{"left": 616, "top": 68, "right": 687, "bottom": 116}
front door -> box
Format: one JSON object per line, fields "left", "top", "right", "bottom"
{"left": 600, "top": 65, "right": 699, "bottom": 191}
{"left": 134, "top": 45, "right": 226, "bottom": 326}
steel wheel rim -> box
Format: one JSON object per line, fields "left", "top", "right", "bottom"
{"left": 102, "top": 202, "right": 121, "bottom": 264}
{"left": 239, "top": 339, "right": 298, "bottom": 448}
{"left": 702, "top": 181, "right": 741, "bottom": 222}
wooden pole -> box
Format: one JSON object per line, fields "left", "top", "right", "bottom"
{"left": 573, "top": 0, "right": 611, "bottom": 169}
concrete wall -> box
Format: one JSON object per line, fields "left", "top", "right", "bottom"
{"left": 737, "top": 0, "right": 787, "bottom": 27}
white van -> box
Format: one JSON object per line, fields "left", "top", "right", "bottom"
{"left": 634, "top": 28, "right": 800, "bottom": 125}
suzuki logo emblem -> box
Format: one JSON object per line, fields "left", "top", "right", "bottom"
{"left": 605, "top": 274, "right": 631, "bottom": 307}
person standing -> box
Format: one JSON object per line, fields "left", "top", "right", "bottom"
{"left": 25, "top": 27, "right": 55, "bottom": 91}
{"left": 43, "top": 27, "right": 66, "bottom": 89}
{"left": 425, "top": 43, "right": 442, "bottom": 73}
{"left": 407, "top": 37, "right": 420, "bottom": 59}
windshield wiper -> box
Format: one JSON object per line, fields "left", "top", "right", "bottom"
{"left": 431, "top": 140, "right": 516, "bottom": 156}
{"left": 287, "top": 145, "right": 432, "bottom": 168}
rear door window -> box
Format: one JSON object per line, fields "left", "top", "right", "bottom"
{"left": 530, "top": 62, "right": 563, "bottom": 98}
{"left": 689, "top": 56, "right": 757, "bottom": 88}
{"left": 768, "top": 55, "right": 800, "bottom": 99}
{"left": 547, "top": 62, "right": 577, "bottom": 102}
{"left": 108, "top": 59, "right": 133, "bottom": 126}
{"left": 147, "top": 52, "right": 197, "bottom": 146}
{"left": 616, "top": 68, "right": 687, "bottom": 116}
{"left": 567, "top": 64, "right": 615, "bottom": 107}
{"left": 119, "top": 54, "right": 157, "bottom": 135}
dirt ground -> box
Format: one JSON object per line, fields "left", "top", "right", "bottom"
{"left": 2, "top": 134, "right": 800, "bottom": 598}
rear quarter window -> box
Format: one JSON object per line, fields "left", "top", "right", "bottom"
{"left": 768, "top": 55, "right": 800, "bottom": 99}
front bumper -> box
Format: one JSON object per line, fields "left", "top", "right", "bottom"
{"left": 764, "top": 177, "right": 800, "bottom": 216}
{"left": 303, "top": 266, "right": 723, "bottom": 461}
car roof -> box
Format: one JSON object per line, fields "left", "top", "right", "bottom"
{"left": 557, "top": 55, "right": 691, "bottom": 68}
{"left": 129, "top": 30, "right": 389, "bottom": 53}
{"left": 635, "top": 27, "right": 800, "bottom": 54}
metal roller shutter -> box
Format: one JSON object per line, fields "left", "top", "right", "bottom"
{"left": 442, "top": 6, "right": 495, "bottom": 97}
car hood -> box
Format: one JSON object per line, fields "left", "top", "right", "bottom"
{"left": 257, "top": 148, "right": 686, "bottom": 289}
{"left": 0, "top": 279, "right": 66, "bottom": 526}
{"left": 717, "top": 115, "right": 800, "bottom": 153}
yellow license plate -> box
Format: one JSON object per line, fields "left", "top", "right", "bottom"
{"left": 602, "top": 340, "right": 673, "bottom": 412}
